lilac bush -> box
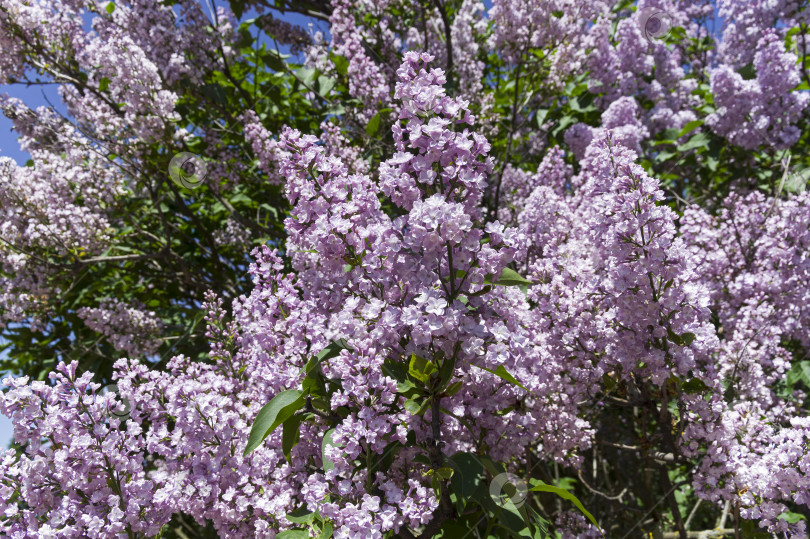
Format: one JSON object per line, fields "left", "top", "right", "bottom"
{"left": 1, "top": 0, "right": 809, "bottom": 537}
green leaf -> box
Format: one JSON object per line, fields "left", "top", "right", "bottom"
{"left": 447, "top": 452, "right": 485, "bottom": 511}
{"left": 438, "top": 352, "right": 457, "bottom": 387}
{"left": 444, "top": 381, "right": 463, "bottom": 397}
{"left": 654, "top": 150, "right": 677, "bottom": 164}
{"left": 396, "top": 379, "right": 420, "bottom": 398}
{"left": 659, "top": 128, "right": 680, "bottom": 141}
{"left": 365, "top": 108, "right": 392, "bottom": 137}
{"left": 403, "top": 398, "right": 421, "bottom": 415}
{"left": 471, "top": 364, "right": 528, "bottom": 392}
{"left": 787, "top": 361, "right": 810, "bottom": 389}
{"left": 285, "top": 507, "right": 316, "bottom": 525}
{"left": 529, "top": 480, "right": 599, "bottom": 529}
{"left": 493, "top": 267, "right": 532, "bottom": 287}
{"left": 332, "top": 55, "right": 350, "bottom": 76}
{"left": 552, "top": 115, "right": 576, "bottom": 137}
{"left": 404, "top": 397, "right": 429, "bottom": 416}
{"left": 317, "top": 75, "right": 336, "bottom": 96}
{"left": 382, "top": 358, "right": 408, "bottom": 384}
{"left": 494, "top": 497, "right": 533, "bottom": 534}
{"left": 681, "top": 378, "right": 709, "bottom": 394}
{"left": 305, "top": 339, "right": 352, "bottom": 374}
{"left": 201, "top": 83, "right": 227, "bottom": 105}
{"left": 282, "top": 414, "right": 303, "bottom": 464}
{"left": 666, "top": 327, "right": 684, "bottom": 346}
{"left": 569, "top": 94, "right": 596, "bottom": 113}
{"left": 677, "top": 120, "right": 704, "bottom": 138}
{"left": 778, "top": 512, "right": 806, "bottom": 524}
{"left": 230, "top": 0, "right": 245, "bottom": 18}
{"left": 434, "top": 466, "right": 455, "bottom": 480}
{"left": 276, "top": 531, "right": 309, "bottom": 539}
{"left": 302, "top": 368, "right": 326, "bottom": 398}
{"left": 295, "top": 68, "right": 317, "bottom": 86}
{"left": 366, "top": 112, "right": 382, "bottom": 136}
{"left": 527, "top": 506, "right": 551, "bottom": 538}
{"left": 368, "top": 441, "right": 403, "bottom": 477}
{"left": 437, "top": 521, "right": 470, "bottom": 537}
{"left": 737, "top": 63, "right": 756, "bottom": 80}
{"left": 677, "top": 132, "right": 710, "bottom": 152}
{"left": 409, "top": 353, "right": 437, "bottom": 383}
{"left": 322, "top": 428, "right": 338, "bottom": 472}
{"left": 98, "top": 77, "right": 111, "bottom": 92}
{"left": 680, "top": 332, "right": 696, "bottom": 346}
{"left": 318, "top": 522, "right": 333, "bottom": 539}
{"left": 535, "top": 108, "right": 549, "bottom": 128}
{"left": 739, "top": 519, "right": 770, "bottom": 538}
{"left": 105, "top": 1, "right": 115, "bottom": 13}
{"left": 243, "top": 390, "right": 305, "bottom": 455}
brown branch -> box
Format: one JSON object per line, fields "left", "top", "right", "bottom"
{"left": 576, "top": 468, "right": 628, "bottom": 501}
{"left": 659, "top": 465, "right": 687, "bottom": 539}
{"left": 431, "top": 0, "right": 454, "bottom": 91}
{"left": 662, "top": 530, "right": 735, "bottom": 539}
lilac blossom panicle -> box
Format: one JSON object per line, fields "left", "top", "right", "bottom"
{"left": 707, "top": 30, "right": 809, "bottom": 150}
{"left": 77, "top": 299, "right": 163, "bottom": 357}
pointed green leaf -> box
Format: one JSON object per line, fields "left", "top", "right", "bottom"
{"left": 305, "top": 339, "right": 352, "bottom": 374}
{"left": 677, "top": 132, "right": 710, "bottom": 152}
{"left": 318, "top": 522, "right": 333, "bottom": 539}
{"left": 282, "top": 414, "right": 303, "bottom": 464}
{"left": 681, "top": 378, "right": 709, "bottom": 394}
{"left": 366, "top": 111, "right": 382, "bottom": 136}
{"left": 285, "top": 507, "right": 316, "bottom": 525}
{"left": 529, "top": 481, "right": 599, "bottom": 529}
{"left": 409, "top": 353, "right": 437, "bottom": 383}
{"left": 317, "top": 75, "right": 336, "bottom": 96}
{"left": 677, "top": 120, "right": 704, "bottom": 138}
{"left": 244, "top": 390, "right": 305, "bottom": 455}
{"left": 787, "top": 361, "right": 810, "bottom": 389}
{"left": 666, "top": 327, "right": 684, "bottom": 346}
{"left": 295, "top": 68, "right": 317, "bottom": 86}
{"left": 404, "top": 397, "right": 429, "bottom": 416}
{"left": 493, "top": 267, "right": 532, "bottom": 287}
{"left": 322, "top": 428, "right": 338, "bottom": 472}
{"left": 332, "top": 55, "right": 349, "bottom": 76}
{"left": 447, "top": 452, "right": 485, "bottom": 510}
{"left": 438, "top": 352, "right": 457, "bottom": 387}
{"left": 277, "top": 531, "right": 309, "bottom": 539}
{"left": 472, "top": 363, "right": 528, "bottom": 391}
{"left": 444, "top": 381, "right": 463, "bottom": 397}
{"left": 403, "top": 398, "right": 422, "bottom": 415}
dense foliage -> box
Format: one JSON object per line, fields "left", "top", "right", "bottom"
{"left": 1, "top": 0, "right": 809, "bottom": 537}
